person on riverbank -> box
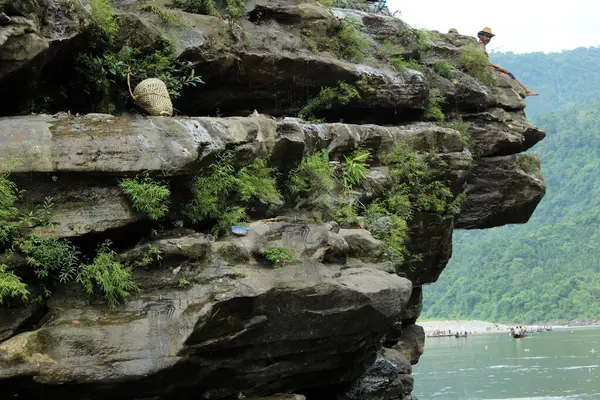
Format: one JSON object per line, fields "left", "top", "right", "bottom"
{"left": 477, "top": 27, "right": 539, "bottom": 97}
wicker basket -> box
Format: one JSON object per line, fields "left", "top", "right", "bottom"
{"left": 128, "top": 74, "right": 173, "bottom": 117}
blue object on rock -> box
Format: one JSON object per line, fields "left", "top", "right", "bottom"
{"left": 231, "top": 225, "right": 249, "bottom": 236}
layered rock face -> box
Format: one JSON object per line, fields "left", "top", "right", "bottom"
{"left": 0, "top": 1, "right": 546, "bottom": 399}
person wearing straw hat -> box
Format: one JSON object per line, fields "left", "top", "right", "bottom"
{"left": 477, "top": 27, "right": 539, "bottom": 97}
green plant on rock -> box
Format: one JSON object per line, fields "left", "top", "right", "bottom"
{"left": 90, "top": 40, "right": 205, "bottom": 100}
{"left": 334, "top": 17, "right": 372, "bottom": 62}
{"left": 186, "top": 153, "right": 283, "bottom": 236}
{"left": 88, "top": 0, "right": 119, "bottom": 43}
{"left": 237, "top": 159, "right": 283, "bottom": 205}
{"left": 364, "top": 202, "right": 409, "bottom": 264}
{"left": 424, "top": 87, "right": 445, "bottom": 121}
{"left": 298, "top": 81, "right": 360, "bottom": 122}
{"left": 134, "top": 245, "right": 163, "bottom": 268}
{"left": 259, "top": 247, "right": 294, "bottom": 267}
{"left": 342, "top": 148, "right": 370, "bottom": 194}
{"left": 0, "top": 168, "right": 23, "bottom": 246}
{"left": 178, "top": 278, "right": 190, "bottom": 287}
{"left": 142, "top": 4, "right": 186, "bottom": 26}
{"left": 516, "top": 154, "right": 539, "bottom": 174}
{"left": 120, "top": 174, "right": 171, "bottom": 220}
{"left": 382, "top": 142, "right": 454, "bottom": 215}
{"left": 1, "top": 164, "right": 55, "bottom": 247}
{"left": 288, "top": 149, "right": 335, "bottom": 198}
{"left": 390, "top": 57, "right": 422, "bottom": 72}
{"left": 171, "top": 0, "right": 245, "bottom": 18}
{"left": 433, "top": 60, "right": 455, "bottom": 79}
{"left": 0, "top": 264, "right": 29, "bottom": 305}
{"left": 460, "top": 44, "right": 494, "bottom": 86}
{"left": 331, "top": 147, "right": 372, "bottom": 226}
{"left": 77, "top": 241, "right": 139, "bottom": 309}
{"left": 18, "top": 236, "right": 81, "bottom": 283}
{"left": 361, "top": 142, "right": 456, "bottom": 265}
{"left": 377, "top": 38, "right": 405, "bottom": 60}
{"left": 449, "top": 118, "right": 475, "bottom": 154}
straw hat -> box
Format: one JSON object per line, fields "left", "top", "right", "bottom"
{"left": 478, "top": 27, "right": 495, "bottom": 37}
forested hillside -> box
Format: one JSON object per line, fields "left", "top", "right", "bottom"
{"left": 422, "top": 50, "right": 600, "bottom": 323}
{"left": 490, "top": 46, "right": 600, "bottom": 119}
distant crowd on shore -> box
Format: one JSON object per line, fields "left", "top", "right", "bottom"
{"left": 427, "top": 329, "right": 474, "bottom": 338}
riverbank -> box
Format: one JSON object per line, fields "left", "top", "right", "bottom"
{"left": 418, "top": 320, "right": 515, "bottom": 336}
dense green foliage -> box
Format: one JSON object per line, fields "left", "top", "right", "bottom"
{"left": 77, "top": 241, "right": 139, "bottom": 309}
{"left": 301, "top": 17, "right": 372, "bottom": 62}
{"left": 298, "top": 81, "right": 361, "bottom": 122}
{"left": 460, "top": 44, "right": 493, "bottom": 86}
{"left": 186, "top": 154, "right": 283, "bottom": 236}
{"left": 424, "top": 88, "right": 445, "bottom": 121}
{"left": 0, "top": 265, "right": 29, "bottom": 305}
{"left": 365, "top": 143, "right": 456, "bottom": 265}
{"left": 120, "top": 174, "right": 171, "bottom": 220}
{"left": 171, "top": 0, "right": 245, "bottom": 18}
{"left": 19, "top": 237, "right": 81, "bottom": 282}
{"left": 288, "top": 150, "right": 335, "bottom": 198}
{"left": 259, "top": 247, "right": 294, "bottom": 267}
{"left": 423, "top": 98, "right": 600, "bottom": 323}
{"left": 490, "top": 46, "right": 600, "bottom": 119}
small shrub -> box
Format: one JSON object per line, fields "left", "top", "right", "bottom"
{"left": 0, "top": 169, "right": 22, "bottom": 246}
{"left": 237, "top": 159, "right": 283, "bottom": 205}
{"left": 364, "top": 203, "right": 409, "bottom": 264}
{"left": 413, "top": 29, "right": 431, "bottom": 52}
{"left": 77, "top": 241, "right": 139, "bottom": 309}
{"left": 424, "top": 88, "right": 445, "bottom": 121}
{"left": 298, "top": 81, "right": 360, "bottom": 122}
{"left": 178, "top": 278, "right": 190, "bottom": 287}
{"left": 0, "top": 164, "right": 54, "bottom": 247}
{"left": 516, "top": 155, "right": 539, "bottom": 174}
{"left": 460, "top": 44, "right": 493, "bottom": 86}
{"left": 333, "top": 17, "right": 372, "bottom": 62}
{"left": 332, "top": 197, "right": 360, "bottom": 226}
{"left": 19, "top": 237, "right": 81, "bottom": 283}
{"left": 449, "top": 118, "right": 475, "bottom": 154}
{"left": 377, "top": 38, "right": 405, "bottom": 60}
{"left": 288, "top": 150, "right": 335, "bottom": 197}
{"left": 301, "top": 28, "right": 319, "bottom": 52}
{"left": 0, "top": 265, "right": 29, "bottom": 305}
{"left": 142, "top": 4, "right": 186, "bottom": 26}
{"left": 390, "top": 57, "right": 422, "bottom": 72}
{"left": 88, "top": 0, "right": 119, "bottom": 42}
{"left": 259, "top": 247, "right": 294, "bottom": 267}
{"left": 382, "top": 142, "right": 454, "bottom": 214}
{"left": 186, "top": 154, "right": 282, "bottom": 236}
{"left": 342, "top": 148, "right": 370, "bottom": 193}
{"left": 134, "top": 245, "right": 163, "bottom": 268}
{"left": 433, "top": 60, "right": 455, "bottom": 79}
{"left": 171, "top": 0, "right": 245, "bottom": 18}
{"left": 90, "top": 41, "right": 205, "bottom": 100}
{"left": 120, "top": 174, "right": 171, "bottom": 220}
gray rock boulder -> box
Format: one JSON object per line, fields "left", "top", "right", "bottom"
{"left": 342, "top": 348, "right": 413, "bottom": 400}
{"left": 0, "top": 265, "right": 412, "bottom": 399}
{"left": 393, "top": 324, "right": 425, "bottom": 365}
{"left": 457, "top": 153, "right": 546, "bottom": 229}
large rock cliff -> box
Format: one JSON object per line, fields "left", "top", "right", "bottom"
{"left": 0, "top": 1, "right": 545, "bottom": 399}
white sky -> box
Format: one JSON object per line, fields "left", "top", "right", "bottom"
{"left": 386, "top": 0, "right": 600, "bottom": 54}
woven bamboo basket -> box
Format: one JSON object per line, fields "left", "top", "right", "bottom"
{"left": 128, "top": 74, "right": 173, "bottom": 117}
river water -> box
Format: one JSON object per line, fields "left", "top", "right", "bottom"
{"left": 412, "top": 326, "right": 600, "bottom": 399}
